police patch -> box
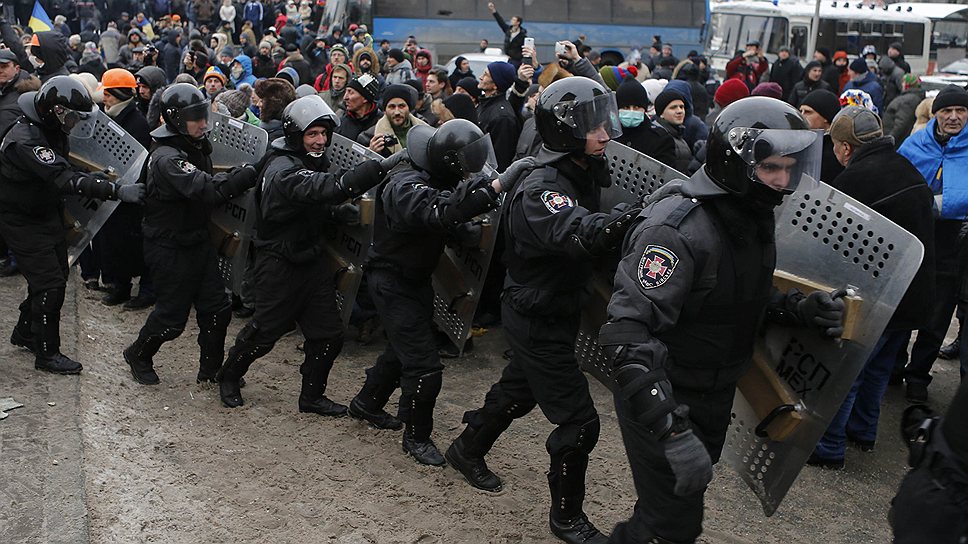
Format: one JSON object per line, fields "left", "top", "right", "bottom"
{"left": 540, "top": 191, "right": 574, "bottom": 214}
{"left": 175, "top": 159, "right": 197, "bottom": 173}
{"left": 295, "top": 169, "right": 315, "bottom": 177}
{"left": 637, "top": 245, "right": 679, "bottom": 289}
{"left": 33, "top": 146, "right": 56, "bottom": 164}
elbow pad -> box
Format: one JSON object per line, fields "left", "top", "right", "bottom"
{"left": 566, "top": 205, "right": 642, "bottom": 258}
{"left": 66, "top": 172, "right": 119, "bottom": 201}
{"left": 611, "top": 362, "right": 679, "bottom": 438}
{"left": 437, "top": 181, "right": 500, "bottom": 228}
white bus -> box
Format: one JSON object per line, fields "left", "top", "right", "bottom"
{"left": 705, "top": 0, "right": 934, "bottom": 75}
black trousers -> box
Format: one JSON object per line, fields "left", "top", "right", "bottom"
{"left": 364, "top": 268, "right": 444, "bottom": 393}
{"left": 93, "top": 203, "right": 150, "bottom": 289}
{"left": 609, "top": 384, "right": 736, "bottom": 544}
{"left": 137, "top": 239, "right": 230, "bottom": 340}
{"left": 464, "top": 301, "right": 599, "bottom": 458}
{"left": 246, "top": 253, "right": 342, "bottom": 346}
{"left": 891, "top": 455, "right": 968, "bottom": 543}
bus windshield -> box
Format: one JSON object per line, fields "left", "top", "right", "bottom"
{"left": 706, "top": 13, "right": 789, "bottom": 57}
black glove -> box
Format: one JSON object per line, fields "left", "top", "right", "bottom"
{"left": 331, "top": 202, "right": 360, "bottom": 225}
{"left": 338, "top": 159, "right": 385, "bottom": 198}
{"left": 453, "top": 222, "right": 482, "bottom": 248}
{"left": 797, "top": 290, "right": 846, "bottom": 337}
{"left": 223, "top": 165, "right": 259, "bottom": 196}
{"left": 116, "top": 183, "right": 145, "bottom": 204}
{"left": 498, "top": 156, "right": 536, "bottom": 192}
{"left": 663, "top": 430, "right": 713, "bottom": 496}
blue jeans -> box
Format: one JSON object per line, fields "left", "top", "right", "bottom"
{"left": 815, "top": 330, "right": 911, "bottom": 459}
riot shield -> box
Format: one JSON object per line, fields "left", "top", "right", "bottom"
{"left": 431, "top": 204, "right": 502, "bottom": 354}
{"left": 575, "top": 141, "right": 688, "bottom": 386}
{"left": 65, "top": 110, "right": 148, "bottom": 265}
{"left": 208, "top": 113, "right": 268, "bottom": 293}
{"left": 721, "top": 184, "right": 923, "bottom": 515}
{"left": 323, "top": 133, "right": 381, "bottom": 326}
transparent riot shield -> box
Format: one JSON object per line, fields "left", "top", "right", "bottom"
{"left": 208, "top": 112, "right": 268, "bottom": 293}
{"left": 66, "top": 110, "right": 148, "bottom": 265}
{"left": 324, "top": 133, "right": 381, "bottom": 326}
{"left": 722, "top": 184, "right": 923, "bottom": 515}
{"left": 575, "top": 141, "right": 687, "bottom": 385}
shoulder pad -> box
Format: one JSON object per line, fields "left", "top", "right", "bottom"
{"left": 661, "top": 197, "right": 703, "bottom": 229}
{"left": 542, "top": 166, "right": 557, "bottom": 182}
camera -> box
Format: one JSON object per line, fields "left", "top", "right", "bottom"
{"left": 382, "top": 134, "right": 398, "bottom": 147}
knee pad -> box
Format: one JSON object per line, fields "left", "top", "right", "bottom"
{"left": 547, "top": 415, "right": 600, "bottom": 457}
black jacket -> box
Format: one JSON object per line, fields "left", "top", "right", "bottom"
{"left": 337, "top": 105, "right": 382, "bottom": 145}
{"left": 830, "top": 137, "right": 935, "bottom": 331}
{"left": 0, "top": 71, "right": 41, "bottom": 136}
{"left": 492, "top": 11, "right": 526, "bottom": 62}
{"left": 110, "top": 99, "right": 151, "bottom": 148}
{"left": 883, "top": 87, "right": 925, "bottom": 148}
{"left": 820, "top": 133, "right": 845, "bottom": 185}
{"left": 477, "top": 94, "right": 521, "bottom": 171}
{"left": 769, "top": 56, "right": 803, "bottom": 98}
{"left": 615, "top": 119, "right": 678, "bottom": 170}
{"left": 788, "top": 78, "right": 831, "bottom": 108}
{"left": 34, "top": 32, "right": 70, "bottom": 82}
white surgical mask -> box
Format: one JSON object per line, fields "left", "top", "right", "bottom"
{"left": 231, "top": 66, "right": 243, "bottom": 79}
{"left": 29, "top": 54, "right": 44, "bottom": 69}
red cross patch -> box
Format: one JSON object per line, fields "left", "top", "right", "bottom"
{"left": 637, "top": 244, "right": 678, "bottom": 289}
{"left": 540, "top": 191, "right": 574, "bottom": 214}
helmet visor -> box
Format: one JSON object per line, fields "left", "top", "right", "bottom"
{"left": 182, "top": 99, "right": 212, "bottom": 123}
{"left": 55, "top": 105, "right": 96, "bottom": 139}
{"left": 553, "top": 92, "right": 622, "bottom": 142}
{"left": 727, "top": 128, "right": 822, "bottom": 194}
{"left": 456, "top": 133, "right": 497, "bottom": 178}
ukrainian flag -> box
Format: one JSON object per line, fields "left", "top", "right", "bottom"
{"left": 28, "top": 1, "right": 53, "bottom": 32}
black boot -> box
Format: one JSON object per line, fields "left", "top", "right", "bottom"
{"left": 123, "top": 332, "right": 165, "bottom": 385}
{"left": 401, "top": 371, "right": 445, "bottom": 466}
{"left": 445, "top": 420, "right": 509, "bottom": 491}
{"left": 216, "top": 323, "right": 273, "bottom": 408}
{"left": 32, "top": 288, "right": 82, "bottom": 375}
{"left": 548, "top": 451, "right": 608, "bottom": 544}
{"left": 101, "top": 283, "right": 132, "bottom": 306}
{"left": 348, "top": 361, "right": 403, "bottom": 429}
{"left": 122, "top": 292, "right": 157, "bottom": 311}
{"left": 298, "top": 338, "right": 347, "bottom": 416}
{"left": 939, "top": 337, "right": 961, "bottom": 360}
{"left": 10, "top": 300, "right": 35, "bottom": 353}
{"left": 196, "top": 307, "right": 231, "bottom": 383}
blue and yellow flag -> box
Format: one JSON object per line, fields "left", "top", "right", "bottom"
{"left": 28, "top": 1, "right": 53, "bottom": 33}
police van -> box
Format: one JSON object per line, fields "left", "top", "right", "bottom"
{"left": 704, "top": 0, "right": 955, "bottom": 75}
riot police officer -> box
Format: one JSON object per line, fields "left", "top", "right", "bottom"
{"left": 216, "top": 95, "right": 386, "bottom": 413}
{"left": 446, "top": 77, "right": 639, "bottom": 544}
{"left": 0, "top": 76, "right": 144, "bottom": 374}
{"left": 123, "top": 83, "right": 258, "bottom": 385}
{"left": 347, "top": 119, "right": 518, "bottom": 466}
{"left": 599, "top": 97, "right": 844, "bottom": 543}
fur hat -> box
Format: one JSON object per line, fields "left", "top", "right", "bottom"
{"left": 255, "top": 77, "right": 297, "bottom": 122}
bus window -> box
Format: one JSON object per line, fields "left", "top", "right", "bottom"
{"left": 426, "top": 0, "right": 475, "bottom": 17}
{"left": 766, "top": 17, "right": 788, "bottom": 54}
{"left": 654, "top": 0, "right": 699, "bottom": 27}
{"left": 740, "top": 15, "right": 769, "bottom": 47}
{"left": 707, "top": 13, "right": 741, "bottom": 56}
{"left": 791, "top": 25, "right": 808, "bottom": 58}
{"left": 903, "top": 23, "right": 925, "bottom": 56}
{"left": 613, "top": 0, "right": 653, "bottom": 22}
{"left": 934, "top": 20, "right": 968, "bottom": 50}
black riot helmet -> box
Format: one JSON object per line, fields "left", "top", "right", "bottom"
{"left": 407, "top": 119, "right": 496, "bottom": 186}
{"left": 280, "top": 95, "right": 340, "bottom": 152}
{"left": 154, "top": 83, "right": 211, "bottom": 139}
{"left": 26, "top": 75, "right": 96, "bottom": 138}
{"left": 704, "top": 96, "right": 822, "bottom": 206}
{"left": 535, "top": 77, "right": 621, "bottom": 153}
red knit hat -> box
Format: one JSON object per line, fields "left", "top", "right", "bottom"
{"left": 714, "top": 78, "right": 750, "bottom": 107}
{"left": 833, "top": 50, "right": 848, "bottom": 61}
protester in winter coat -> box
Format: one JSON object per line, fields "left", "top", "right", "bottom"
{"left": 448, "top": 56, "right": 474, "bottom": 90}
{"left": 769, "top": 46, "right": 803, "bottom": 98}
{"left": 229, "top": 54, "right": 257, "bottom": 87}
{"left": 843, "top": 58, "right": 884, "bottom": 113}
{"left": 824, "top": 50, "right": 849, "bottom": 94}
{"left": 613, "top": 77, "right": 676, "bottom": 168}
{"left": 704, "top": 77, "right": 748, "bottom": 126}
{"left": 652, "top": 89, "right": 694, "bottom": 173}
{"left": 878, "top": 56, "right": 905, "bottom": 110}
{"left": 799, "top": 89, "right": 845, "bottom": 183}
{"left": 883, "top": 74, "right": 926, "bottom": 148}
{"left": 788, "top": 60, "right": 831, "bottom": 107}
{"left": 911, "top": 97, "right": 935, "bottom": 135}
{"left": 384, "top": 49, "right": 416, "bottom": 86}
{"left": 664, "top": 79, "right": 708, "bottom": 150}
